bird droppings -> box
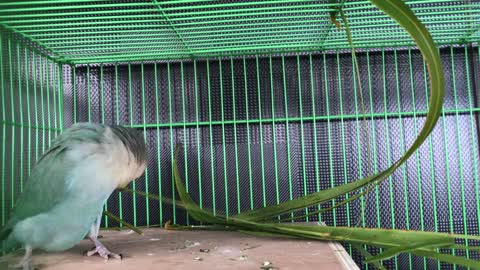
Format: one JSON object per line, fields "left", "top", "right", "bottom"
{"left": 199, "top": 249, "right": 210, "bottom": 253}
{"left": 149, "top": 238, "right": 161, "bottom": 241}
{"left": 169, "top": 240, "right": 201, "bottom": 251}
{"left": 1, "top": 228, "right": 349, "bottom": 270}
{"left": 230, "top": 255, "right": 248, "bottom": 261}
{"left": 261, "top": 262, "right": 279, "bottom": 270}
{"left": 185, "top": 240, "right": 201, "bottom": 248}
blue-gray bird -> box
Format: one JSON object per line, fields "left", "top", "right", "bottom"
{"left": 0, "top": 122, "right": 147, "bottom": 270}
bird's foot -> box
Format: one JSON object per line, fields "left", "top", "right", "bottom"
{"left": 85, "top": 242, "right": 122, "bottom": 261}
{"left": 8, "top": 258, "right": 33, "bottom": 270}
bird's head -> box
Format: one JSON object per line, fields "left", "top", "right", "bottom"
{"left": 108, "top": 125, "right": 148, "bottom": 188}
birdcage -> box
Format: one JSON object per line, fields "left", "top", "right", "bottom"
{"left": 1, "top": 1, "right": 480, "bottom": 269}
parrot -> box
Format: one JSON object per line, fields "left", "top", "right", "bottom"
{"left": 0, "top": 122, "right": 147, "bottom": 270}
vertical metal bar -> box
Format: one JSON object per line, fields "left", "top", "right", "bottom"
{"left": 72, "top": 66, "right": 76, "bottom": 123}
{"left": 269, "top": 55, "right": 280, "bottom": 208}
{"left": 24, "top": 48, "right": 32, "bottom": 179}
{"left": 366, "top": 48, "right": 381, "bottom": 269}
{"left": 323, "top": 52, "right": 336, "bottom": 226}
{"left": 87, "top": 65, "right": 91, "bottom": 122}
{"left": 478, "top": 46, "right": 480, "bottom": 238}
{"left": 296, "top": 55, "right": 308, "bottom": 221}
{"left": 180, "top": 61, "right": 188, "bottom": 224}
{"left": 154, "top": 62, "right": 163, "bottom": 224}
{"left": 16, "top": 43, "right": 24, "bottom": 193}
{"left": 100, "top": 64, "right": 105, "bottom": 124}
{"left": 50, "top": 59, "right": 57, "bottom": 137}
{"left": 381, "top": 48, "right": 398, "bottom": 269}
{"left": 140, "top": 62, "right": 150, "bottom": 226}
{"left": 8, "top": 38, "right": 16, "bottom": 207}
{"left": 256, "top": 55, "right": 267, "bottom": 208}
{"left": 366, "top": 49, "right": 380, "bottom": 227}
{"left": 440, "top": 50, "right": 455, "bottom": 269}
{"left": 206, "top": 59, "right": 216, "bottom": 215}
{"left": 351, "top": 47, "right": 365, "bottom": 230}
{"left": 281, "top": 56, "right": 293, "bottom": 220}
{"left": 335, "top": 51, "right": 350, "bottom": 227}
{"left": 57, "top": 62, "right": 63, "bottom": 131}
{"left": 408, "top": 47, "right": 426, "bottom": 270}
{"left": 243, "top": 57, "right": 254, "bottom": 210}
{"left": 114, "top": 64, "right": 123, "bottom": 226}
{"left": 128, "top": 63, "right": 137, "bottom": 226}
{"left": 33, "top": 53, "right": 39, "bottom": 162}
{"left": 0, "top": 33, "right": 5, "bottom": 226}
{"left": 393, "top": 48, "right": 408, "bottom": 227}
{"left": 231, "top": 57, "right": 240, "bottom": 214}
{"left": 465, "top": 45, "right": 480, "bottom": 245}
{"left": 115, "top": 64, "right": 119, "bottom": 124}
{"left": 219, "top": 58, "right": 229, "bottom": 218}
{"left": 39, "top": 56, "right": 45, "bottom": 154}
{"left": 450, "top": 46, "right": 469, "bottom": 260}
{"left": 167, "top": 62, "right": 176, "bottom": 222}
{"left": 423, "top": 55, "right": 440, "bottom": 270}
{"left": 347, "top": 48, "right": 360, "bottom": 258}
{"left": 100, "top": 64, "right": 108, "bottom": 228}
{"left": 309, "top": 53, "right": 321, "bottom": 221}
{"left": 45, "top": 56, "right": 51, "bottom": 146}
{"left": 193, "top": 60, "right": 202, "bottom": 210}
{"left": 392, "top": 48, "right": 411, "bottom": 268}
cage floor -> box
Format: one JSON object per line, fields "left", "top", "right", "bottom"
{"left": 1, "top": 227, "right": 353, "bottom": 270}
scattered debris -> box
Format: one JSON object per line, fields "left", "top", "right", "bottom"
{"left": 170, "top": 240, "right": 201, "bottom": 251}
{"left": 199, "top": 249, "right": 210, "bottom": 253}
{"left": 194, "top": 257, "right": 203, "bottom": 261}
{"left": 147, "top": 253, "right": 154, "bottom": 256}
{"left": 230, "top": 255, "right": 248, "bottom": 261}
{"left": 150, "top": 238, "right": 161, "bottom": 241}
{"left": 260, "top": 266, "right": 278, "bottom": 270}
{"left": 261, "top": 261, "right": 279, "bottom": 270}
{"left": 241, "top": 245, "right": 261, "bottom": 251}
{"left": 185, "top": 240, "right": 200, "bottom": 248}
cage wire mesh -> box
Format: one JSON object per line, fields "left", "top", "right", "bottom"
{"left": 1, "top": 0, "right": 480, "bottom": 270}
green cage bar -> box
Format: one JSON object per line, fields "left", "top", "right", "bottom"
{"left": 1, "top": 1, "right": 480, "bottom": 269}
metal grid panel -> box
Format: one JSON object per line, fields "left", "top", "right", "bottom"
{"left": 57, "top": 45, "right": 480, "bottom": 269}
{"left": 0, "top": 30, "right": 63, "bottom": 227}
{"left": 0, "top": 0, "right": 479, "bottom": 64}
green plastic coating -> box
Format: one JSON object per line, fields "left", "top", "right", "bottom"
{"left": 140, "top": 63, "right": 150, "bottom": 227}
{"left": 1, "top": 34, "right": 5, "bottom": 226}
{"left": 8, "top": 38, "right": 16, "bottom": 207}
{"left": 1, "top": 2, "right": 477, "bottom": 64}
{"left": 218, "top": 59, "right": 229, "bottom": 218}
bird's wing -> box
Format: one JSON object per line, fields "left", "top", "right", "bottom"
{"left": 1, "top": 123, "right": 107, "bottom": 235}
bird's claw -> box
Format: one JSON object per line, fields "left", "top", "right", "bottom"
{"left": 86, "top": 245, "right": 123, "bottom": 261}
